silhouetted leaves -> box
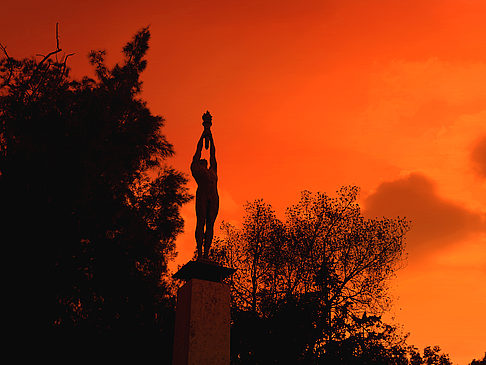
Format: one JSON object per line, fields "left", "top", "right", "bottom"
{"left": 212, "top": 187, "right": 410, "bottom": 363}
{"left": 407, "top": 346, "right": 453, "bottom": 365}
{"left": 1, "top": 27, "right": 190, "bottom": 347}
{"left": 211, "top": 189, "right": 463, "bottom": 364}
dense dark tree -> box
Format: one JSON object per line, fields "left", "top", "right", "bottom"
{"left": 0, "top": 27, "right": 190, "bottom": 348}
{"left": 320, "top": 314, "right": 410, "bottom": 365}
{"left": 212, "top": 187, "right": 410, "bottom": 363}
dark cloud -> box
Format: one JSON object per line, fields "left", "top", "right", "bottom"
{"left": 364, "top": 173, "right": 485, "bottom": 260}
{"left": 471, "top": 135, "right": 486, "bottom": 178}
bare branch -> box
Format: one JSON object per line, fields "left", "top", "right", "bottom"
{"left": 36, "top": 48, "right": 62, "bottom": 69}
{"left": 56, "top": 22, "right": 60, "bottom": 50}
{"left": 60, "top": 52, "right": 75, "bottom": 77}
{"left": 0, "top": 42, "right": 10, "bottom": 59}
{"left": 0, "top": 43, "right": 14, "bottom": 89}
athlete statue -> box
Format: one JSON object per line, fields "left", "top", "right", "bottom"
{"left": 191, "top": 112, "right": 219, "bottom": 259}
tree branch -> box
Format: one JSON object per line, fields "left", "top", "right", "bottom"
{"left": 0, "top": 42, "right": 10, "bottom": 59}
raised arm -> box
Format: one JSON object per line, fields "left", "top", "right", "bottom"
{"left": 209, "top": 132, "right": 217, "bottom": 171}
{"left": 193, "top": 132, "right": 204, "bottom": 162}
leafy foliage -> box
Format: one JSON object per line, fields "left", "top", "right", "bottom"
{"left": 408, "top": 346, "right": 453, "bottom": 365}
{"left": 212, "top": 189, "right": 463, "bottom": 364}
{"left": 0, "top": 27, "right": 191, "bottom": 342}
{"left": 212, "top": 187, "right": 410, "bottom": 363}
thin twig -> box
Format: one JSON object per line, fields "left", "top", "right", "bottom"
{"left": 0, "top": 42, "right": 14, "bottom": 88}
{"left": 56, "top": 22, "right": 60, "bottom": 50}
{"left": 36, "top": 48, "right": 62, "bottom": 68}
{"left": 61, "top": 52, "right": 75, "bottom": 77}
{"left": 55, "top": 22, "right": 60, "bottom": 62}
{"left": 0, "top": 42, "right": 10, "bottom": 59}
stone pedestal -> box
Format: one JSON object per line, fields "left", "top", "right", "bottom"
{"left": 172, "top": 260, "right": 235, "bottom": 365}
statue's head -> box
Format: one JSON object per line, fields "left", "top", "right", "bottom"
{"left": 199, "top": 159, "right": 208, "bottom": 169}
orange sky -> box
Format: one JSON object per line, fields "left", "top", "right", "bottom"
{"left": 3, "top": 1, "right": 485, "bottom": 363}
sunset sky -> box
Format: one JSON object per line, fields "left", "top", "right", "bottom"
{"left": 3, "top": 0, "right": 485, "bottom": 363}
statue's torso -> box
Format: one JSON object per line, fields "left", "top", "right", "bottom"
{"left": 191, "top": 163, "right": 218, "bottom": 196}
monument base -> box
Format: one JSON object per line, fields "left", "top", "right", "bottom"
{"left": 172, "top": 261, "right": 235, "bottom": 365}
{"left": 172, "top": 259, "right": 236, "bottom": 282}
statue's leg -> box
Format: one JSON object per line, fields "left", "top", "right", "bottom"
{"left": 195, "top": 194, "right": 207, "bottom": 258}
{"left": 203, "top": 195, "right": 219, "bottom": 257}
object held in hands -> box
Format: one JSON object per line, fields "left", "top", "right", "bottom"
{"left": 202, "top": 111, "right": 212, "bottom": 149}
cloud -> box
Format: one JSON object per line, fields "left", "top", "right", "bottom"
{"left": 350, "top": 60, "right": 486, "bottom": 210}
{"left": 471, "top": 135, "right": 486, "bottom": 178}
{"left": 364, "top": 173, "right": 486, "bottom": 260}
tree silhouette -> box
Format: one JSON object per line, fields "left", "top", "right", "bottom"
{"left": 408, "top": 346, "right": 452, "bottom": 365}
{"left": 211, "top": 187, "right": 410, "bottom": 363}
{"left": 321, "top": 313, "right": 410, "bottom": 365}
{"left": 210, "top": 200, "right": 285, "bottom": 314}
{"left": 1, "top": 27, "right": 191, "bottom": 346}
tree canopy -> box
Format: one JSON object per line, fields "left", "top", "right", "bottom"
{"left": 211, "top": 189, "right": 468, "bottom": 364}
{"left": 211, "top": 187, "right": 411, "bottom": 363}
{"left": 0, "top": 27, "right": 191, "bottom": 343}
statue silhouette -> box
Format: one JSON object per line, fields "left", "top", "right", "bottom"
{"left": 191, "top": 112, "right": 219, "bottom": 258}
